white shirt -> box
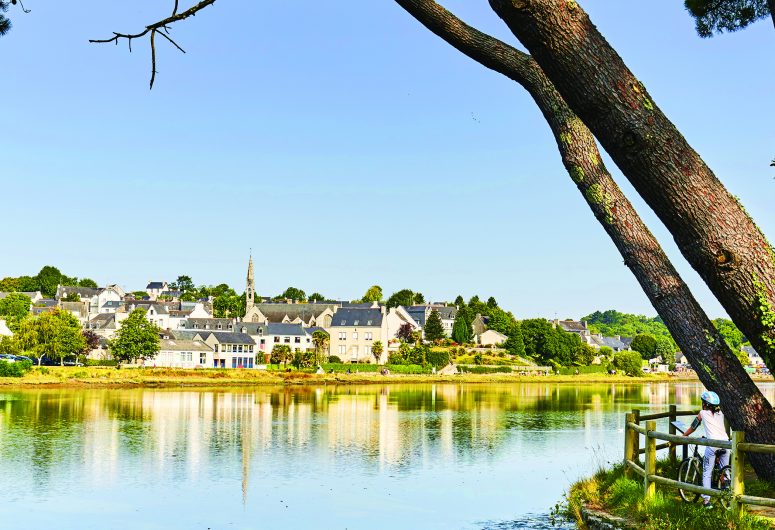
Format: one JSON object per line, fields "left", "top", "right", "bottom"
{"left": 699, "top": 409, "right": 728, "bottom": 441}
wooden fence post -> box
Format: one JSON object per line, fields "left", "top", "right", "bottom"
{"left": 644, "top": 420, "right": 656, "bottom": 500}
{"left": 633, "top": 409, "right": 641, "bottom": 463}
{"left": 731, "top": 430, "right": 745, "bottom": 517}
{"left": 624, "top": 412, "right": 634, "bottom": 477}
{"left": 668, "top": 405, "right": 677, "bottom": 465}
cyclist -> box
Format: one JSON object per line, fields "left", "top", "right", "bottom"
{"left": 682, "top": 390, "right": 729, "bottom": 507}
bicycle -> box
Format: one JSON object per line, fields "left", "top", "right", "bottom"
{"left": 677, "top": 438, "right": 731, "bottom": 508}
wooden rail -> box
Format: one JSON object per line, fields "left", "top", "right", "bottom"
{"left": 623, "top": 407, "right": 775, "bottom": 516}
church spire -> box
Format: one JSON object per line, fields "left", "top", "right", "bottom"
{"left": 246, "top": 251, "right": 255, "bottom": 310}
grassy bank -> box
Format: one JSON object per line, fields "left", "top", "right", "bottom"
{"left": 0, "top": 366, "right": 705, "bottom": 388}
{"left": 563, "top": 460, "right": 775, "bottom": 530}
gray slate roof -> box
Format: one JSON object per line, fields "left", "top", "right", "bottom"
{"left": 236, "top": 322, "right": 308, "bottom": 336}
{"left": 183, "top": 318, "right": 234, "bottom": 330}
{"left": 56, "top": 286, "right": 101, "bottom": 299}
{"left": 88, "top": 314, "right": 117, "bottom": 329}
{"left": 254, "top": 303, "right": 336, "bottom": 323}
{"left": 331, "top": 308, "right": 382, "bottom": 327}
{"left": 0, "top": 291, "right": 38, "bottom": 300}
{"left": 159, "top": 339, "right": 212, "bottom": 352}
{"left": 198, "top": 331, "right": 255, "bottom": 344}
{"left": 146, "top": 282, "right": 166, "bottom": 289}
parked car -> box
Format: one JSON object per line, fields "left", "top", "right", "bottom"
{"left": 0, "top": 354, "right": 18, "bottom": 363}
{"left": 14, "top": 356, "right": 34, "bottom": 363}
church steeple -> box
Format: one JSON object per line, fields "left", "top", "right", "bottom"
{"left": 246, "top": 251, "right": 255, "bottom": 310}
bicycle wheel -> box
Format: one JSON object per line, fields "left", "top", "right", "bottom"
{"left": 678, "top": 458, "right": 702, "bottom": 503}
{"left": 715, "top": 465, "right": 732, "bottom": 509}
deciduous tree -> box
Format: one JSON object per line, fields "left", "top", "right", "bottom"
{"left": 362, "top": 285, "right": 383, "bottom": 303}
{"left": 110, "top": 309, "right": 160, "bottom": 365}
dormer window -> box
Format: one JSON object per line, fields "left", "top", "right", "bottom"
{"left": 353, "top": 320, "right": 359, "bottom": 326}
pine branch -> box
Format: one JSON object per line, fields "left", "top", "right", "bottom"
{"left": 89, "top": 0, "right": 216, "bottom": 89}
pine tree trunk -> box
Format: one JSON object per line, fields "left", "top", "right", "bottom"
{"left": 396, "top": 0, "right": 775, "bottom": 480}
{"left": 488, "top": 0, "right": 775, "bottom": 374}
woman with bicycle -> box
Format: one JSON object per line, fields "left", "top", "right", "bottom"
{"left": 682, "top": 390, "right": 729, "bottom": 507}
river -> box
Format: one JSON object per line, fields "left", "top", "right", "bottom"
{"left": 1, "top": 382, "right": 773, "bottom": 529}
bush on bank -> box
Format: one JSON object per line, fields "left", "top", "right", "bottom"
{"left": 561, "top": 461, "right": 775, "bottom": 530}
{"left": 0, "top": 360, "right": 33, "bottom": 377}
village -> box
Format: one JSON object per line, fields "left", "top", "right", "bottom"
{"left": 0, "top": 257, "right": 766, "bottom": 375}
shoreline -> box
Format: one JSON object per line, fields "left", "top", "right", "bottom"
{"left": 0, "top": 366, "right": 746, "bottom": 389}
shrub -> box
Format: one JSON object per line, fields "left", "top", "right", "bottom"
{"left": 613, "top": 350, "right": 643, "bottom": 376}
{"left": 459, "top": 365, "right": 512, "bottom": 374}
{"left": 558, "top": 365, "right": 609, "bottom": 375}
{"left": 327, "top": 355, "right": 342, "bottom": 364}
{"left": 426, "top": 349, "right": 450, "bottom": 367}
{"left": 0, "top": 360, "right": 32, "bottom": 377}
{"left": 85, "top": 359, "right": 118, "bottom": 367}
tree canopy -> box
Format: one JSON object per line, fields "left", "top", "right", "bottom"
{"left": 0, "top": 293, "right": 31, "bottom": 327}
{"left": 685, "top": 0, "right": 774, "bottom": 37}
{"left": 361, "top": 285, "right": 383, "bottom": 303}
{"left": 110, "top": 309, "right": 160, "bottom": 365}
{"left": 424, "top": 310, "right": 446, "bottom": 342}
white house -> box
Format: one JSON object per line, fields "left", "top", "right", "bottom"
{"left": 0, "top": 319, "right": 13, "bottom": 337}
{"left": 477, "top": 329, "right": 508, "bottom": 347}
{"left": 144, "top": 339, "right": 213, "bottom": 369}
{"left": 236, "top": 322, "right": 312, "bottom": 360}
{"left": 146, "top": 281, "right": 169, "bottom": 300}
{"left": 329, "top": 305, "right": 419, "bottom": 364}
{"left": 404, "top": 305, "right": 457, "bottom": 338}
{"left": 194, "top": 331, "right": 256, "bottom": 369}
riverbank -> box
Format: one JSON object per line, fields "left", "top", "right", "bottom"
{"left": 563, "top": 461, "right": 775, "bottom": 530}
{"left": 0, "top": 366, "right": 715, "bottom": 388}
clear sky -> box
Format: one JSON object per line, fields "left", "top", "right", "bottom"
{"left": 3, "top": 1, "right": 773, "bottom": 319}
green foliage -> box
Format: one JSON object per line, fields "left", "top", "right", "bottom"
{"left": 685, "top": 0, "right": 771, "bottom": 37}
{"left": 613, "top": 350, "right": 643, "bottom": 376}
{"left": 558, "top": 364, "right": 609, "bottom": 375}
{"left": 171, "top": 275, "right": 195, "bottom": 293}
{"left": 361, "top": 285, "right": 383, "bottom": 303}
{"left": 451, "top": 312, "right": 472, "bottom": 344}
{"left": 736, "top": 348, "right": 750, "bottom": 366}
{"left": 386, "top": 289, "right": 417, "bottom": 308}
{"left": 460, "top": 365, "right": 512, "bottom": 374}
{"left": 424, "top": 309, "right": 446, "bottom": 342}
{"left": 520, "top": 318, "right": 583, "bottom": 366}
{"left": 598, "top": 346, "right": 614, "bottom": 358}
{"left": 0, "top": 360, "right": 32, "bottom": 377}
{"left": 110, "top": 309, "right": 160, "bottom": 364}
{"left": 425, "top": 349, "right": 450, "bottom": 367}
{"left": 583, "top": 310, "right": 678, "bottom": 351}
{"left": 271, "top": 344, "right": 292, "bottom": 366}
{"left": 408, "top": 344, "right": 430, "bottom": 365}
{"left": 291, "top": 349, "right": 315, "bottom": 369}
{"left": 213, "top": 292, "right": 245, "bottom": 318}
{"left": 576, "top": 343, "right": 596, "bottom": 366}
{"left": 14, "top": 310, "right": 86, "bottom": 364}
{"left": 712, "top": 318, "right": 745, "bottom": 350}
{"left": 0, "top": 336, "right": 21, "bottom": 355}
{"left": 486, "top": 296, "right": 498, "bottom": 308}
{"left": 454, "top": 295, "right": 465, "bottom": 307}
{"left": 85, "top": 359, "right": 118, "bottom": 367}
{"left": 308, "top": 292, "right": 326, "bottom": 302}
{"left": 0, "top": 292, "right": 31, "bottom": 326}
{"left": 371, "top": 340, "right": 384, "bottom": 363}
{"left": 630, "top": 333, "right": 658, "bottom": 359}
{"left": 278, "top": 287, "right": 306, "bottom": 302}
{"left": 327, "top": 355, "right": 342, "bottom": 363}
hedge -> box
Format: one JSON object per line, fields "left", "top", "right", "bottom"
{"left": 558, "top": 365, "right": 609, "bottom": 375}
{"left": 321, "top": 363, "right": 431, "bottom": 374}
{"left": 85, "top": 359, "right": 118, "bottom": 367}
{"left": 458, "top": 365, "right": 513, "bottom": 374}
{"left": 0, "top": 360, "right": 32, "bottom": 377}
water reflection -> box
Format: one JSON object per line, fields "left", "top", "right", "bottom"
{"left": 0, "top": 382, "right": 772, "bottom": 529}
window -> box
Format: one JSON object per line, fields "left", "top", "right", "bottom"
{"left": 338, "top": 332, "right": 346, "bottom": 340}
{"left": 232, "top": 358, "right": 237, "bottom": 368}
{"left": 274, "top": 336, "right": 280, "bottom": 343}
{"left": 364, "top": 346, "right": 371, "bottom": 357}
{"left": 365, "top": 332, "right": 373, "bottom": 340}
{"left": 200, "top": 353, "right": 207, "bottom": 365}
{"left": 352, "top": 332, "right": 358, "bottom": 340}
{"left": 180, "top": 352, "right": 193, "bottom": 362}
{"left": 284, "top": 337, "right": 291, "bottom": 343}
{"left": 294, "top": 337, "right": 301, "bottom": 343}
{"left": 339, "top": 345, "right": 346, "bottom": 355}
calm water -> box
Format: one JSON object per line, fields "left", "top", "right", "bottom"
{"left": 1, "top": 382, "right": 773, "bottom": 529}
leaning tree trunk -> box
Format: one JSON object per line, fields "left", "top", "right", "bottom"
{"left": 488, "top": 0, "right": 775, "bottom": 375}
{"left": 395, "top": 0, "right": 775, "bottom": 479}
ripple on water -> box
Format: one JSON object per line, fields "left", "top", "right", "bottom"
{"left": 472, "top": 513, "right": 576, "bottom": 530}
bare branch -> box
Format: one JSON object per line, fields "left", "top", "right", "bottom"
{"left": 89, "top": 0, "right": 216, "bottom": 88}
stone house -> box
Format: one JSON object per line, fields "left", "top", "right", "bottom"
{"left": 194, "top": 331, "right": 256, "bottom": 369}
{"left": 329, "top": 305, "right": 418, "bottom": 364}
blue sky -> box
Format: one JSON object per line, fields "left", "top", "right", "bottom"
{"left": 3, "top": 1, "right": 773, "bottom": 319}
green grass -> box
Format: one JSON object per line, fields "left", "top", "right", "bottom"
{"left": 558, "top": 364, "right": 610, "bottom": 375}
{"left": 563, "top": 460, "right": 775, "bottom": 530}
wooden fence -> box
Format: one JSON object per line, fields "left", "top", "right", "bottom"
{"left": 623, "top": 406, "right": 775, "bottom": 515}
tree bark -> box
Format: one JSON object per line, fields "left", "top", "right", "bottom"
{"left": 394, "top": 0, "right": 775, "bottom": 479}
{"left": 488, "top": 0, "right": 775, "bottom": 374}
{"left": 770, "top": 0, "right": 775, "bottom": 30}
